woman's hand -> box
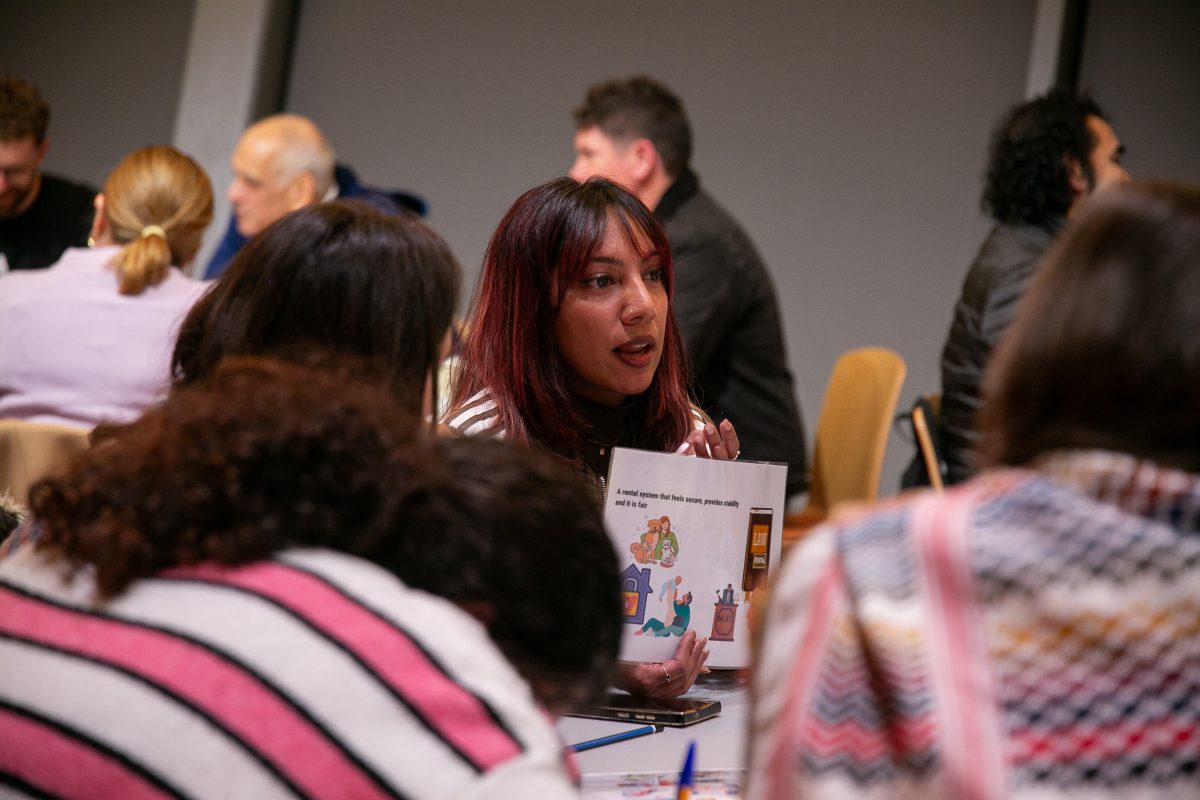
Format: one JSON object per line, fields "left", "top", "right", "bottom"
{"left": 615, "top": 630, "right": 710, "bottom": 699}
{"left": 677, "top": 419, "right": 741, "bottom": 461}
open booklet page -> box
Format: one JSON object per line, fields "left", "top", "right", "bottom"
{"left": 604, "top": 447, "right": 787, "bottom": 669}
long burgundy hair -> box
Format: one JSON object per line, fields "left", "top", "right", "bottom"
{"left": 450, "top": 176, "right": 693, "bottom": 457}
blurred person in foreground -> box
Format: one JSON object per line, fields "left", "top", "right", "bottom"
{"left": 0, "top": 145, "right": 211, "bottom": 426}
{"left": 749, "top": 181, "right": 1200, "bottom": 799}
{"left": 0, "top": 356, "right": 617, "bottom": 797}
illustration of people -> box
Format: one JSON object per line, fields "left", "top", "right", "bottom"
{"left": 636, "top": 591, "right": 693, "bottom": 637}
{"left": 653, "top": 516, "right": 680, "bottom": 566}
{"left": 629, "top": 519, "right": 661, "bottom": 564}
{"left": 717, "top": 583, "right": 735, "bottom": 605}
{"left": 660, "top": 574, "right": 682, "bottom": 607}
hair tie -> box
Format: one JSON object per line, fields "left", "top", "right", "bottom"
{"left": 140, "top": 224, "right": 167, "bottom": 241}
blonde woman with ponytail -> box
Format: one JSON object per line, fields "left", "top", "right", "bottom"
{"left": 0, "top": 146, "right": 213, "bottom": 427}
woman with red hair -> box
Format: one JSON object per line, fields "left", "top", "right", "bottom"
{"left": 444, "top": 176, "right": 739, "bottom": 698}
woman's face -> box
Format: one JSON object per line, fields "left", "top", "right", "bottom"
{"left": 554, "top": 214, "right": 668, "bottom": 407}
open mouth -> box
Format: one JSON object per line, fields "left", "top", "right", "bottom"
{"left": 614, "top": 337, "right": 656, "bottom": 367}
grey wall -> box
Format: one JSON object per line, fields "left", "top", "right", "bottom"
{"left": 285, "top": 0, "right": 1037, "bottom": 493}
{"left": 172, "top": 0, "right": 298, "bottom": 270}
{"left": 1078, "top": 0, "right": 1200, "bottom": 184}
{"left": 0, "top": 0, "right": 195, "bottom": 188}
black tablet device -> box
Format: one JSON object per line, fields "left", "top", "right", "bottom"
{"left": 567, "top": 692, "right": 722, "bottom": 727}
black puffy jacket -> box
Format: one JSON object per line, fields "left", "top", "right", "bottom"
{"left": 937, "top": 222, "right": 1056, "bottom": 483}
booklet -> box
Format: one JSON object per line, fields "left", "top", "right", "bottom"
{"left": 604, "top": 447, "right": 787, "bottom": 669}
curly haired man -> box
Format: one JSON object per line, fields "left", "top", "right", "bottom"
{"left": 935, "top": 89, "right": 1129, "bottom": 484}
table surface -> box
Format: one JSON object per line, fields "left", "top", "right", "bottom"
{"left": 561, "top": 671, "right": 749, "bottom": 777}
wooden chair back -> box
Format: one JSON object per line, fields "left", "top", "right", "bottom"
{"left": 912, "top": 401, "right": 944, "bottom": 491}
{"left": 785, "top": 347, "right": 906, "bottom": 540}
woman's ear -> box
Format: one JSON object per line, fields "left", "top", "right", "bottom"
{"left": 89, "top": 193, "right": 107, "bottom": 244}
{"left": 1065, "top": 156, "right": 1089, "bottom": 197}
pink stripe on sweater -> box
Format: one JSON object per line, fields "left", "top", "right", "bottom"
{"left": 163, "top": 560, "right": 523, "bottom": 771}
{"left": 765, "top": 556, "right": 845, "bottom": 799}
{"left": 0, "top": 706, "right": 172, "bottom": 800}
{"left": 0, "top": 585, "right": 391, "bottom": 800}
{"left": 915, "top": 489, "right": 1006, "bottom": 799}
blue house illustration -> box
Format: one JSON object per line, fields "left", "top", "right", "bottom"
{"left": 620, "top": 564, "right": 654, "bottom": 625}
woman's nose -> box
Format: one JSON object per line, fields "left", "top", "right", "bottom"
{"left": 621, "top": 279, "right": 656, "bottom": 324}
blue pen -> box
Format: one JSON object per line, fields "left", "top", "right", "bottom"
{"left": 676, "top": 739, "right": 696, "bottom": 800}
{"left": 569, "top": 723, "right": 658, "bottom": 752}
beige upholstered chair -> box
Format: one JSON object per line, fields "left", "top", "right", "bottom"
{"left": 0, "top": 420, "right": 91, "bottom": 506}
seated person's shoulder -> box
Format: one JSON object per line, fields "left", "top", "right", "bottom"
{"left": 36, "top": 174, "right": 98, "bottom": 219}
{"left": 970, "top": 223, "right": 1055, "bottom": 285}
{"left": 441, "top": 388, "right": 504, "bottom": 437}
{"left": 670, "top": 191, "right": 770, "bottom": 282}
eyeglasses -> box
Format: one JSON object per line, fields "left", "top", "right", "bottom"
{"left": 0, "top": 165, "right": 36, "bottom": 181}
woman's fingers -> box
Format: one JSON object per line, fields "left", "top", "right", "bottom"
{"left": 714, "top": 419, "right": 740, "bottom": 460}
{"left": 693, "top": 420, "right": 741, "bottom": 461}
{"left": 680, "top": 636, "right": 709, "bottom": 686}
{"left": 657, "top": 631, "right": 709, "bottom": 697}
{"left": 617, "top": 630, "right": 711, "bottom": 699}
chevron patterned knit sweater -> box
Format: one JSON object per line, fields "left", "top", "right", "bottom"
{"left": 749, "top": 450, "right": 1200, "bottom": 799}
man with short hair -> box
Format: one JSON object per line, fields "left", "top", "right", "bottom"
{"left": 204, "top": 114, "right": 418, "bottom": 278}
{"left": 569, "top": 76, "right": 808, "bottom": 497}
{"left": 0, "top": 75, "right": 95, "bottom": 272}
{"left": 935, "top": 89, "right": 1129, "bottom": 484}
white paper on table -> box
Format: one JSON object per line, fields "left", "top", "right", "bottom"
{"left": 603, "top": 447, "right": 787, "bottom": 669}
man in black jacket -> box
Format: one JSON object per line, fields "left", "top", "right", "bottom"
{"left": 568, "top": 76, "right": 808, "bottom": 497}
{"left": 936, "top": 90, "right": 1128, "bottom": 484}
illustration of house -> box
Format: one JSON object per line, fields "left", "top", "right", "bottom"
{"left": 620, "top": 564, "right": 654, "bottom": 624}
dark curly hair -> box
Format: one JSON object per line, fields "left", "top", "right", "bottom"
{"left": 371, "top": 436, "right": 621, "bottom": 711}
{"left": 31, "top": 355, "right": 619, "bottom": 710}
{"left": 981, "top": 89, "right": 1106, "bottom": 230}
{"left": 31, "top": 356, "right": 416, "bottom": 599}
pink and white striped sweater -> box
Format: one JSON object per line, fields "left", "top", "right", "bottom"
{"left": 0, "top": 547, "right": 579, "bottom": 799}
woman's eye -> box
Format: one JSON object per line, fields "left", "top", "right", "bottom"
{"left": 645, "top": 267, "right": 663, "bottom": 282}
{"left": 583, "top": 275, "right": 613, "bottom": 289}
